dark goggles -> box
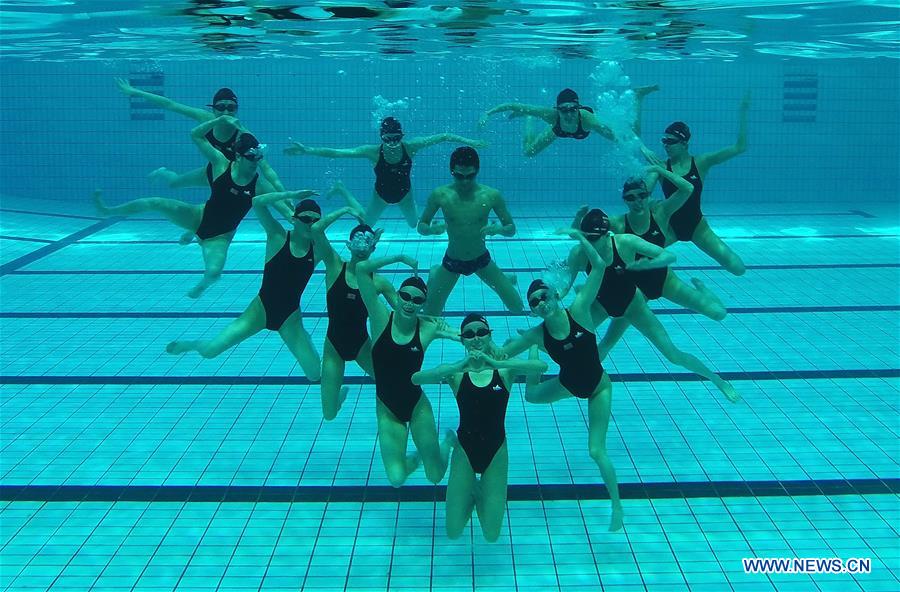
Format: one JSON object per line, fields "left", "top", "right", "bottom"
{"left": 293, "top": 213, "right": 320, "bottom": 224}
{"left": 381, "top": 134, "right": 403, "bottom": 144}
{"left": 241, "top": 150, "right": 264, "bottom": 162}
{"left": 451, "top": 171, "right": 477, "bottom": 181}
{"left": 624, "top": 192, "right": 649, "bottom": 202}
{"left": 661, "top": 136, "right": 684, "bottom": 146}
{"left": 557, "top": 103, "right": 580, "bottom": 113}
{"left": 528, "top": 292, "right": 550, "bottom": 308}
{"left": 399, "top": 291, "right": 426, "bottom": 305}
{"left": 212, "top": 102, "right": 238, "bottom": 113}
{"left": 461, "top": 327, "right": 491, "bottom": 339}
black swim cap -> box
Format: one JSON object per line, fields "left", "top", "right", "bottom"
{"left": 557, "top": 88, "right": 580, "bottom": 105}
{"left": 450, "top": 146, "right": 480, "bottom": 171}
{"left": 294, "top": 199, "right": 321, "bottom": 217}
{"left": 233, "top": 133, "right": 260, "bottom": 156}
{"left": 622, "top": 177, "right": 648, "bottom": 195}
{"left": 380, "top": 117, "right": 403, "bottom": 135}
{"left": 460, "top": 313, "right": 489, "bottom": 331}
{"left": 527, "top": 279, "right": 550, "bottom": 299}
{"left": 212, "top": 88, "right": 238, "bottom": 104}
{"left": 349, "top": 223, "right": 374, "bottom": 239}
{"left": 580, "top": 208, "right": 610, "bottom": 237}
{"left": 664, "top": 121, "right": 691, "bottom": 142}
{"left": 400, "top": 276, "right": 427, "bottom": 294}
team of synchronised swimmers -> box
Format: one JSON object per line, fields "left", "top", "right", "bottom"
{"left": 93, "top": 80, "right": 750, "bottom": 540}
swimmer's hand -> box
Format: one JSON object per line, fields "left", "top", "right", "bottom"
{"left": 398, "top": 255, "right": 418, "bottom": 269}
{"left": 422, "top": 222, "right": 446, "bottom": 236}
{"left": 284, "top": 140, "right": 309, "bottom": 156}
{"left": 468, "top": 139, "right": 489, "bottom": 149}
{"left": 217, "top": 115, "right": 240, "bottom": 128}
{"left": 480, "top": 223, "right": 503, "bottom": 237}
{"left": 553, "top": 227, "right": 582, "bottom": 239}
{"left": 626, "top": 259, "right": 651, "bottom": 272}
{"left": 290, "top": 189, "right": 319, "bottom": 200}
{"left": 326, "top": 180, "right": 348, "bottom": 199}
{"left": 478, "top": 113, "right": 491, "bottom": 128}
{"left": 641, "top": 145, "right": 664, "bottom": 166}
{"left": 114, "top": 77, "right": 137, "bottom": 96}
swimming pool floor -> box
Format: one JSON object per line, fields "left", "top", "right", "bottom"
{"left": 1, "top": 197, "right": 898, "bottom": 591}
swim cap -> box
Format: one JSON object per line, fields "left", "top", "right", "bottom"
{"left": 450, "top": 146, "right": 480, "bottom": 171}
{"left": 212, "top": 88, "right": 238, "bottom": 104}
{"left": 527, "top": 279, "right": 550, "bottom": 299}
{"left": 664, "top": 121, "right": 691, "bottom": 142}
{"left": 580, "top": 208, "right": 610, "bottom": 236}
{"left": 400, "top": 276, "right": 427, "bottom": 294}
{"left": 380, "top": 117, "right": 403, "bottom": 135}
{"left": 294, "top": 199, "right": 321, "bottom": 217}
{"left": 557, "top": 88, "right": 580, "bottom": 105}
{"left": 349, "top": 223, "right": 374, "bottom": 240}
{"left": 460, "top": 313, "right": 489, "bottom": 331}
{"left": 622, "top": 177, "right": 648, "bottom": 196}
{"left": 233, "top": 133, "right": 260, "bottom": 156}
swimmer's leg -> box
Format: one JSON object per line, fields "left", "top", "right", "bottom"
{"left": 625, "top": 295, "right": 740, "bottom": 403}
{"left": 278, "top": 310, "right": 322, "bottom": 382}
{"left": 166, "top": 298, "right": 265, "bottom": 358}
{"left": 149, "top": 166, "right": 207, "bottom": 189}
{"left": 445, "top": 443, "right": 477, "bottom": 540}
{"left": 422, "top": 264, "right": 460, "bottom": 317}
{"left": 662, "top": 271, "right": 727, "bottom": 321}
{"left": 188, "top": 236, "right": 230, "bottom": 298}
{"left": 321, "top": 339, "right": 349, "bottom": 421}
{"left": 397, "top": 192, "right": 419, "bottom": 228}
{"left": 632, "top": 84, "right": 660, "bottom": 136}
{"left": 473, "top": 443, "right": 508, "bottom": 543}
{"left": 376, "top": 401, "right": 419, "bottom": 488}
{"left": 409, "top": 396, "right": 453, "bottom": 484}
{"left": 92, "top": 190, "right": 201, "bottom": 231}
{"left": 587, "top": 374, "right": 623, "bottom": 532}
{"left": 597, "top": 317, "right": 633, "bottom": 361}
{"left": 365, "top": 192, "right": 389, "bottom": 226}
{"left": 476, "top": 261, "right": 524, "bottom": 313}
{"left": 524, "top": 126, "right": 557, "bottom": 158}
{"left": 690, "top": 219, "right": 746, "bottom": 276}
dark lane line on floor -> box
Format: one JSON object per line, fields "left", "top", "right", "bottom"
{"left": 1, "top": 478, "right": 896, "bottom": 503}
{"left": 2, "top": 305, "right": 898, "bottom": 320}
{"left": 2, "top": 369, "right": 897, "bottom": 386}
{"left": 71, "top": 233, "right": 900, "bottom": 245}
{"left": 8, "top": 263, "right": 900, "bottom": 276}
{"left": 0, "top": 235, "right": 54, "bottom": 244}
{"left": 0, "top": 218, "right": 123, "bottom": 276}
{"left": 0, "top": 207, "right": 879, "bottom": 221}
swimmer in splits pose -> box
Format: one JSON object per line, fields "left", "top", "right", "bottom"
{"left": 644, "top": 93, "right": 751, "bottom": 275}
{"left": 413, "top": 315, "right": 546, "bottom": 542}
{"left": 285, "top": 116, "right": 485, "bottom": 227}
{"left": 93, "top": 123, "right": 286, "bottom": 298}
{"left": 417, "top": 147, "right": 523, "bottom": 316}
{"left": 165, "top": 196, "right": 323, "bottom": 380}
{"left": 564, "top": 209, "right": 740, "bottom": 403}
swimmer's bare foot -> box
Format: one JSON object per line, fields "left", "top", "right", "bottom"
{"left": 609, "top": 503, "right": 624, "bottom": 532}
{"left": 404, "top": 451, "right": 422, "bottom": 482}
{"left": 327, "top": 180, "right": 347, "bottom": 200}
{"left": 634, "top": 84, "right": 660, "bottom": 100}
{"left": 338, "top": 386, "right": 349, "bottom": 407}
{"left": 178, "top": 231, "right": 195, "bottom": 246}
{"left": 721, "top": 382, "right": 740, "bottom": 403}
{"left": 148, "top": 167, "right": 178, "bottom": 186}
{"left": 92, "top": 190, "right": 110, "bottom": 216}
{"left": 691, "top": 277, "right": 726, "bottom": 316}
{"left": 166, "top": 341, "right": 194, "bottom": 355}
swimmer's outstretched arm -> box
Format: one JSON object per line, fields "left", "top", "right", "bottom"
{"left": 557, "top": 228, "right": 607, "bottom": 305}
{"left": 651, "top": 165, "right": 694, "bottom": 219}
{"left": 253, "top": 189, "right": 318, "bottom": 235}
{"left": 696, "top": 91, "right": 750, "bottom": 174}
{"left": 621, "top": 234, "right": 676, "bottom": 272}
{"left": 326, "top": 181, "right": 367, "bottom": 219}
{"left": 501, "top": 326, "right": 541, "bottom": 358}
{"left": 357, "top": 254, "right": 418, "bottom": 328}
{"left": 115, "top": 77, "right": 211, "bottom": 122}
{"left": 405, "top": 134, "right": 487, "bottom": 154}
{"left": 191, "top": 116, "right": 233, "bottom": 167}
{"left": 481, "top": 102, "right": 555, "bottom": 124}
{"left": 284, "top": 140, "right": 379, "bottom": 161}
{"left": 412, "top": 358, "right": 468, "bottom": 386}
{"left": 258, "top": 161, "right": 285, "bottom": 192}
